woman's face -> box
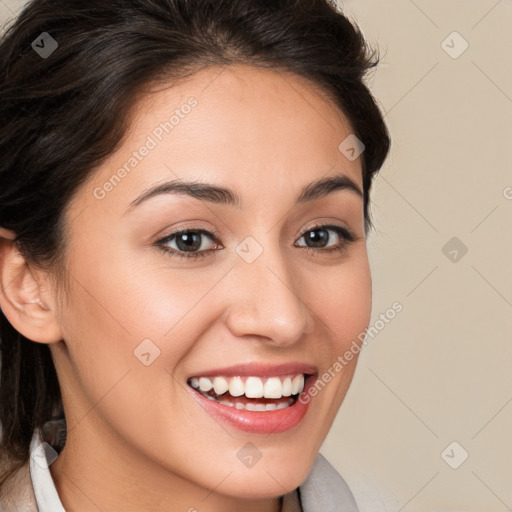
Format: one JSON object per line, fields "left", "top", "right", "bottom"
{"left": 49, "top": 64, "right": 371, "bottom": 507}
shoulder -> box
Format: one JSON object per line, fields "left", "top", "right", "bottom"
{"left": 0, "top": 459, "right": 38, "bottom": 512}
{"left": 299, "top": 455, "right": 402, "bottom": 512}
{"left": 0, "top": 424, "right": 63, "bottom": 512}
{"left": 338, "top": 470, "right": 402, "bottom": 512}
{"left": 298, "top": 452, "right": 359, "bottom": 512}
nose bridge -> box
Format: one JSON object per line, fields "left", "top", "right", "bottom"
{"left": 224, "top": 235, "right": 313, "bottom": 345}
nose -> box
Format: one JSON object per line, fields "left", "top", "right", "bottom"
{"left": 223, "top": 245, "right": 314, "bottom": 346}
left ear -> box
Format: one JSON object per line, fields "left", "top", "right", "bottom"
{"left": 0, "top": 227, "right": 63, "bottom": 344}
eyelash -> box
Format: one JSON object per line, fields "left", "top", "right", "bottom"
{"left": 154, "top": 223, "right": 358, "bottom": 261}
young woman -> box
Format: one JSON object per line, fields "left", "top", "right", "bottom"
{"left": 0, "top": 0, "right": 390, "bottom": 510}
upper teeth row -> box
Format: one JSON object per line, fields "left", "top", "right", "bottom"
{"left": 189, "top": 374, "right": 305, "bottom": 399}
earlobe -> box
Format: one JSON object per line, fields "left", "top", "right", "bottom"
{"left": 0, "top": 230, "right": 63, "bottom": 344}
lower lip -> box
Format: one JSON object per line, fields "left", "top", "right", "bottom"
{"left": 188, "top": 376, "right": 317, "bottom": 435}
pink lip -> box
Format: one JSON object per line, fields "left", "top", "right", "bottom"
{"left": 187, "top": 374, "right": 318, "bottom": 435}
{"left": 187, "top": 362, "right": 318, "bottom": 378}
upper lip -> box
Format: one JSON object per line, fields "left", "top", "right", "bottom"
{"left": 187, "top": 362, "right": 318, "bottom": 378}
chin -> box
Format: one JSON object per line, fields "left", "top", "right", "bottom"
{"left": 217, "top": 471, "right": 307, "bottom": 500}
{"left": 205, "top": 448, "right": 317, "bottom": 499}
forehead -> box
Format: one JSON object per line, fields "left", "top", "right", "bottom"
{"left": 76, "top": 64, "right": 363, "bottom": 217}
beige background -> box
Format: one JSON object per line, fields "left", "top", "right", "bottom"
{"left": 1, "top": 0, "right": 511, "bottom": 510}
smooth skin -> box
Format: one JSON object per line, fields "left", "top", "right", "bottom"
{"left": 0, "top": 64, "right": 372, "bottom": 512}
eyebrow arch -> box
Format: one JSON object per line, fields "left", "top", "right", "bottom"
{"left": 124, "top": 172, "right": 363, "bottom": 215}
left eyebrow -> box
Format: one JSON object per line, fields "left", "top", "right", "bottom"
{"left": 123, "top": 171, "right": 363, "bottom": 215}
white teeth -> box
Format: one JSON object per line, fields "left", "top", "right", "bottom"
{"left": 229, "top": 376, "right": 245, "bottom": 397}
{"left": 263, "top": 377, "right": 283, "bottom": 399}
{"left": 189, "top": 373, "right": 308, "bottom": 400}
{"left": 276, "top": 402, "right": 289, "bottom": 410}
{"left": 265, "top": 403, "right": 277, "bottom": 411}
{"left": 198, "top": 377, "right": 213, "bottom": 392}
{"left": 282, "top": 377, "right": 292, "bottom": 396}
{"left": 245, "top": 377, "right": 264, "bottom": 398}
{"left": 292, "top": 375, "right": 305, "bottom": 395}
{"left": 213, "top": 376, "right": 229, "bottom": 395}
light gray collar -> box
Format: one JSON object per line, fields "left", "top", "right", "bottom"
{"left": 298, "top": 453, "right": 359, "bottom": 512}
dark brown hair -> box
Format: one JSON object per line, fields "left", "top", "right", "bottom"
{"left": 0, "top": 0, "right": 390, "bottom": 486}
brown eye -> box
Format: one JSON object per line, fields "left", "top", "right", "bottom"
{"left": 155, "top": 227, "right": 220, "bottom": 260}
{"left": 295, "top": 224, "right": 357, "bottom": 255}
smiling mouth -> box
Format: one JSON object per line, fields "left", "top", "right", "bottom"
{"left": 187, "top": 373, "right": 311, "bottom": 411}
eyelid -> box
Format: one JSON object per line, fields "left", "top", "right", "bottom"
{"left": 301, "top": 221, "right": 357, "bottom": 242}
{"left": 156, "top": 223, "right": 220, "bottom": 242}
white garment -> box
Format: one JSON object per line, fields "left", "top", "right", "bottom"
{"left": 28, "top": 432, "right": 65, "bottom": 512}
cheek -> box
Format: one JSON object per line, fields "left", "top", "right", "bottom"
{"left": 336, "top": 262, "right": 372, "bottom": 344}
{"left": 309, "top": 252, "right": 372, "bottom": 349}
{"left": 57, "top": 258, "right": 216, "bottom": 446}
{"left": 305, "top": 251, "right": 371, "bottom": 404}
{"left": 65, "top": 239, "right": 218, "bottom": 347}
{"left": 56, "top": 243, "right": 211, "bottom": 411}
